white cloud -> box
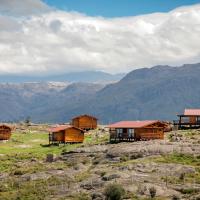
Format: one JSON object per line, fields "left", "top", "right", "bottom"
{"left": 0, "top": 2, "right": 200, "bottom": 75}
{"left": 0, "top": 0, "right": 51, "bottom": 16}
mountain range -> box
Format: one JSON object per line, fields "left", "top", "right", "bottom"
{"left": 0, "top": 71, "right": 125, "bottom": 83}
{"left": 0, "top": 63, "right": 200, "bottom": 123}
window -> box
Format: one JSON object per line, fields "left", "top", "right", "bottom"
{"left": 116, "top": 128, "right": 123, "bottom": 137}
{"left": 128, "top": 129, "right": 134, "bottom": 138}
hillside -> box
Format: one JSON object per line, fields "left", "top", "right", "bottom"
{"left": 1, "top": 126, "right": 200, "bottom": 200}
{"left": 1, "top": 63, "right": 200, "bottom": 123}
{"left": 58, "top": 63, "right": 200, "bottom": 123}
{"left": 0, "top": 82, "right": 105, "bottom": 122}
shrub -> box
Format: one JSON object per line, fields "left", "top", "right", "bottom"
{"left": 130, "top": 152, "right": 143, "bottom": 159}
{"left": 149, "top": 186, "right": 156, "bottom": 198}
{"left": 13, "top": 169, "right": 24, "bottom": 175}
{"left": 179, "top": 173, "right": 185, "bottom": 181}
{"left": 120, "top": 155, "right": 129, "bottom": 162}
{"left": 180, "top": 188, "right": 199, "bottom": 194}
{"left": 137, "top": 184, "right": 147, "bottom": 195}
{"left": 172, "top": 195, "right": 180, "bottom": 200}
{"left": 76, "top": 192, "right": 91, "bottom": 200}
{"left": 100, "top": 171, "right": 106, "bottom": 177}
{"left": 104, "top": 183, "right": 125, "bottom": 200}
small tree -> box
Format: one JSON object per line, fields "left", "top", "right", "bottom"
{"left": 149, "top": 186, "right": 156, "bottom": 198}
{"left": 104, "top": 183, "right": 125, "bottom": 200}
{"left": 25, "top": 116, "right": 31, "bottom": 126}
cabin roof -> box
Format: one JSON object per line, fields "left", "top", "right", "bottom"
{"left": 48, "top": 125, "right": 84, "bottom": 132}
{"left": 72, "top": 114, "right": 98, "bottom": 120}
{"left": 107, "top": 120, "right": 161, "bottom": 128}
{"left": 0, "top": 124, "right": 12, "bottom": 130}
{"left": 184, "top": 109, "right": 200, "bottom": 116}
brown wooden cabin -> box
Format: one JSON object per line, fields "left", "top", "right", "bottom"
{"left": 108, "top": 120, "right": 166, "bottom": 142}
{"left": 48, "top": 125, "right": 84, "bottom": 144}
{"left": 174, "top": 109, "right": 200, "bottom": 129}
{"left": 71, "top": 114, "right": 98, "bottom": 130}
{"left": 0, "top": 124, "right": 12, "bottom": 140}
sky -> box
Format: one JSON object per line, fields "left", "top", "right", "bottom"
{"left": 44, "top": 0, "right": 200, "bottom": 17}
{"left": 0, "top": 0, "right": 200, "bottom": 75}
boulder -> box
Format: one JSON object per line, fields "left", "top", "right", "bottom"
{"left": 102, "top": 174, "right": 120, "bottom": 181}
{"left": 91, "top": 192, "right": 104, "bottom": 200}
{"left": 22, "top": 172, "right": 50, "bottom": 181}
{"left": 46, "top": 153, "right": 55, "bottom": 162}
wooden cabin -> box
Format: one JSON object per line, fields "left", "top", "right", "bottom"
{"left": 0, "top": 124, "right": 12, "bottom": 140}
{"left": 174, "top": 109, "right": 200, "bottom": 129}
{"left": 108, "top": 120, "right": 166, "bottom": 142}
{"left": 71, "top": 114, "right": 98, "bottom": 130}
{"left": 49, "top": 125, "right": 84, "bottom": 144}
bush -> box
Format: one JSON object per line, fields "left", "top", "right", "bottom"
{"left": 137, "top": 185, "right": 147, "bottom": 195}
{"left": 76, "top": 192, "right": 91, "bottom": 200}
{"left": 104, "top": 183, "right": 125, "bottom": 200}
{"left": 13, "top": 169, "right": 24, "bottom": 175}
{"left": 149, "top": 186, "right": 156, "bottom": 198}
{"left": 180, "top": 188, "right": 199, "bottom": 194}
{"left": 179, "top": 173, "right": 185, "bottom": 181}
{"left": 172, "top": 195, "right": 180, "bottom": 200}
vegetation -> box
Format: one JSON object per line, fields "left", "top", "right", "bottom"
{"left": 1, "top": 128, "right": 200, "bottom": 199}
{"left": 0, "top": 130, "right": 109, "bottom": 172}
{"left": 149, "top": 186, "right": 157, "bottom": 198}
{"left": 155, "top": 153, "right": 200, "bottom": 166}
{"left": 104, "top": 183, "right": 125, "bottom": 200}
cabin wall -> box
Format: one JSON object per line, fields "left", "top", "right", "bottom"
{"left": 0, "top": 126, "right": 12, "bottom": 140}
{"left": 72, "top": 118, "right": 79, "bottom": 128}
{"left": 109, "top": 127, "right": 164, "bottom": 141}
{"left": 64, "top": 128, "right": 84, "bottom": 143}
{"left": 189, "top": 116, "right": 197, "bottom": 124}
{"left": 73, "top": 116, "right": 97, "bottom": 130}
{"left": 52, "top": 131, "right": 64, "bottom": 142}
{"left": 135, "top": 128, "right": 164, "bottom": 140}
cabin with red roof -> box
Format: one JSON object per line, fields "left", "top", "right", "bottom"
{"left": 108, "top": 120, "right": 166, "bottom": 142}
{"left": 71, "top": 114, "right": 98, "bottom": 130}
{"left": 0, "top": 124, "right": 12, "bottom": 140}
{"left": 174, "top": 109, "right": 200, "bottom": 129}
{"left": 48, "top": 125, "right": 85, "bottom": 144}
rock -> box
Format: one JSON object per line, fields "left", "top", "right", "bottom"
{"left": 118, "top": 166, "right": 129, "bottom": 171}
{"left": 102, "top": 174, "right": 120, "bottom": 181}
{"left": 91, "top": 192, "right": 104, "bottom": 200}
{"left": 81, "top": 179, "right": 104, "bottom": 190}
{"left": 0, "top": 173, "right": 9, "bottom": 180}
{"left": 46, "top": 153, "right": 55, "bottom": 162}
{"left": 31, "top": 158, "right": 37, "bottom": 162}
{"left": 22, "top": 172, "right": 51, "bottom": 181}
{"left": 109, "top": 157, "right": 121, "bottom": 162}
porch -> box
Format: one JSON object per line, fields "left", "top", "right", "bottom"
{"left": 173, "top": 115, "right": 200, "bottom": 129}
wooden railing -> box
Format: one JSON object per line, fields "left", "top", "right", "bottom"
{"left": 173, "top": 120, "right": 200, "bottom": 125}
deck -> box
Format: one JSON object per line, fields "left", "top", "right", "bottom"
{"left": 173, "top": 119, "right": 200, "bottom": 129}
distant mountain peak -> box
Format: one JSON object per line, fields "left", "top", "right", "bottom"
{"left": 0, "top": 71, "right": 125, "bottom": 83}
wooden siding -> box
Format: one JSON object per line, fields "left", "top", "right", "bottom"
{"left": 0, "top": 125, "right": 12, "bottom": 140}
{"left": 189, "top": 116, "right": 197, "bottom": 124}
{"left": 135, "top": 128, "right": 164, "bottom": 140}
{"left": 52, "top": 131, "right": 64, "bottom": 142}
{"left": 50, "top": 127, "right": 84, "bottom": 144}
{"left": 64, "top": 128, "right": 84, "bottom": 143}
{"left": 72, "top": 115, "right": 97, "bottom": 130}
{"left": 109, "top": 121, "right": 165, "bottom": 142}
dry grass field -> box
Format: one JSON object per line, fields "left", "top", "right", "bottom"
{"left": 0, "top": 125, "right": 200, "bottom": 200}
